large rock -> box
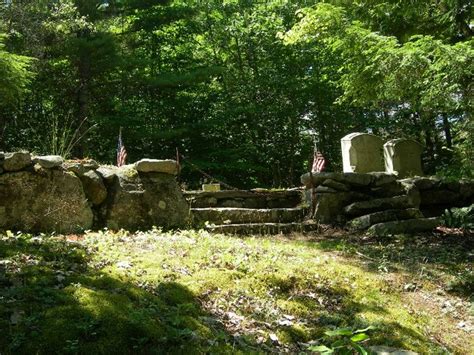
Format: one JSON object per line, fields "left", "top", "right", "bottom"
{"left": 301, "top": 172, "right": 373, "bottom": 189}
{"left": 134, "top": 159, "right": 178, "bottom": 175}
{"left": 313, "top": 191, "right": 369, "bottom": 223}
{"left": 368, "top": 217, "right": 441, "bottom": 236}
{"left": 0, "top": 170, "right": 93, "bottom": 232}
{"left": 401, "top": 177, "right": 439, "bottom": 190}
{"left": 34, "top": 155, "right": 63, "bottom": 169}
{"left": 301, "top": 172, "right": 339, "bottom": 188}
{"left": 3, "top": 152, "right": 31, "bottom": 172}
{"left": 369, "top": 172, "right": 397, "bottom": 186}
{"left": 341, "top": 132, "right": 384, "bottom": 173}
{"left": 96, "top": 165, "right": 118, "bottom": 183}
{"left": 80, "top": 170, "right": 107, "bottom": 205}
{"left": 349, "top": 208, "right": 423, "bottom": 230}
{"left": 321, "top": 179, "right": 350, "bottom": 191}
{"left": 103, "top": 165, "right": 189, "bottom": 230}
{"left": 63, "top": 159, "right": 99, "bottom": 176}
{"left": 344, "top": 195, "right": 415, "bottom": 217}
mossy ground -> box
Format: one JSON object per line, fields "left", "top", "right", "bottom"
{"left": 0, "top": 229, "right": 472, "bottom": 354}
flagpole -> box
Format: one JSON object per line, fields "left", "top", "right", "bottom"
{"left": 311, "top": 134, "right": 318, "bottom": 219}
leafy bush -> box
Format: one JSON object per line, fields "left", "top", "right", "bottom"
{"left": 442, "top": 204, "right": 474, "bottom": 229}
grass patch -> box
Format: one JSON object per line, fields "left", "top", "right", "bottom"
{"left": 0, "top": 229, "right": 472, "bottom": 353}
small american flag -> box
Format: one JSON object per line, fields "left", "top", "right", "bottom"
{"left": 117, "top": 128, "right": 127, "bottom": 167}
{"left": 312, "top": 151, "right": 326, "bottom": 173}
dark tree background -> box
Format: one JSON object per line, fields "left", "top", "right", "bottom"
{"left": 0, "top": 0, "right": 472, "bottom": 188}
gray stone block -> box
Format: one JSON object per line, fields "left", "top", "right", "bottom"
{"left": 3, "top": 152, "right": 31, "bottom": 172}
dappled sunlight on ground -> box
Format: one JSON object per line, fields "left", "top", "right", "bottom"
{"left": 0, "top": 229, "right": 472, "bottom": 353}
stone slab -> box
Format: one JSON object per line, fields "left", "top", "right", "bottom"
{"left": 206, "top": 222, "right": 318, "bottom": 235}
{"left": 322, "top": 179, "right": 350, "bottom": 191}
{"left": 384, "top": 139, "right": 424, "bottom": 178}
{"left": 34, "top": 155, "right": 64, "bottom": 169}
{"left": 134, "top": 159, "right": 178, "bottom": 175}
{"left": 341, "top": 132, "right": 384, "bottom": 173}
{"left": 368, "top": 217, "right": 441, "bottom": 236}
{"left": 349, "top": 208, "right": 423, "bottom": 230}
{"left": 344, "top": 195, "right": 414, "bottom": 217}
{"left": 191, "top": 207, "right": 306, "bottom": 224}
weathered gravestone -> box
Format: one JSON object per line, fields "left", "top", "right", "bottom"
{"left": 341, "top": 133, "right": 384, "bottom": 173}
{"left": 384, "top": 139, "right": 423, "bottom": 178}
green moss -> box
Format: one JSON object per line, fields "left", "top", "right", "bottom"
{"left": 0, "top": 230, "right": 470, "bottom": 354}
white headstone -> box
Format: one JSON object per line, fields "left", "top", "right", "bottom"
{"left": 341, "top": 133, "right": 384, "bottom": 173}
{"left": 384, "top": 139, "right": 423, "bottom": 178}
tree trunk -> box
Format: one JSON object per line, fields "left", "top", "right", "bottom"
{"left": 442, "top": 114, "right": 452, "bottom": 148}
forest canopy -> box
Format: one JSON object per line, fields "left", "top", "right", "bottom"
{"left": 0, "top": 0, "right": 472, "bottom": 188}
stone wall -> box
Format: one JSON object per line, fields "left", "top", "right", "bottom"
{"left": 184, "top": 189, "right": 303, "bottom": 209}
{"left": 0, "top": 152, "right": 189, "bottom": 233}
{"left": 301, "top": 172, "right": 474, "bottom": 234}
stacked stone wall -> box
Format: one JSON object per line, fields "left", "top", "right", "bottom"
{"left": 302, "top": 172, "right": 474, "bottom": 234}
{"left": 0, "top": 152, "right": 189, "bottom": 233}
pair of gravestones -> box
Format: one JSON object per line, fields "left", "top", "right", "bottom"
{"left": 341, "top": 133, "right": 423, "bottom": 178}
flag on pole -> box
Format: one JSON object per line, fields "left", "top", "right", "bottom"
{"left": 117, "top": 128, "right": 127, "bottom": 167}
{"left": 311, "top": 151, "right": 326, "bottom": 173}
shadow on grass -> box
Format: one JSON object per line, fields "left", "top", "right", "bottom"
{"left": 0, "top": 234, "right": 248, "bottom": 354}
{"left": 265, "top": 275, "right": 428, "bottom": 351}
{"left": 299, "top": 231, "right": 474, "bottom": 299}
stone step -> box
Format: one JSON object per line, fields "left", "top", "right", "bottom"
{"left": 192, "top": 207, "right": 307, "bottom": 224}
{"left": 367, "top": 217, "right": 441, "bottom": 236}
{"left": 205, "top": 222, "right": 318, "bottom": 235}
{"left": 348, "top": 208, "right": 424, "bottom": 230}
{"left": 344, "top": 195, "right": 415, "bottom": 217}
{"left": 184, "top": 189, "right": 304, "bottom": 209}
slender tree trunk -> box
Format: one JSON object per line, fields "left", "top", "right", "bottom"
{"left": 442, "top": 114, "right": 452, "bottom": 148}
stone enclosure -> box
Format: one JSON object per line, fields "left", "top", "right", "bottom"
{"left": 1, "top": 143, "right": 473, "bottom": 235}
{"left": 301, "top": 172, "right": 474, "bottom": 235}
{"left": 0, "top": 152, "right": 189, "bottom": 233}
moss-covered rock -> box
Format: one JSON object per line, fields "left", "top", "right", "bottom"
{"left": 103, "top": 166, "right": 189, "bottom": 230}
{"left": 0, "top": 170, "right": 93, "bottom": 232}
{"left": 3, "top": 152, "right": 31, "bottom": 172}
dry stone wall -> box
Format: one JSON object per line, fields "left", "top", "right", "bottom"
{"left": 0, "top": 152, "right": 189, "bottom": 233}
{"left": 302, "top": 172, "right": 474, "bottom": 235}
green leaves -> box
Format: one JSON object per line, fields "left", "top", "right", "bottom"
{"left": 0, "top": 34, "right": 33, "bottom": 106}
{"left": 307, "top": 325, "right": 375, "bottom": 354}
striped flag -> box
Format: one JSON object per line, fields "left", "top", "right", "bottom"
{"left": 311, "top": 151, "right": 326, "bottom": 173}
{"left": 117, "top": 128, "right": 127, "bottom": 167}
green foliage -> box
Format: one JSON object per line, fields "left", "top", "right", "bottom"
{"left": 0, "top": 0, "right": 472, "bottom": 182}
{"left": 308, "top": 326, "right": 375, "bottom": 354}
{"left": 0, "top": 34, "right": 32, "bottom": 106}
{"left": 442, "top": 204, "right": 474, "bottom": 229}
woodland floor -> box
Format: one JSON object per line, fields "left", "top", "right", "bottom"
{"left": 0, "top": 228, "right": 472, "bottom": 354}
